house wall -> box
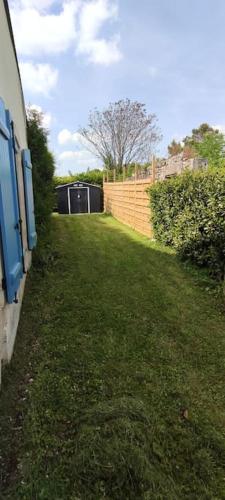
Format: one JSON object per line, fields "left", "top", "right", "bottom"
{"left": 0, "top": 1, "right": 27, "bottom": 150}
{"left": 0, "top": 0, "right": 31, "bottom": 383}
{"left": 104, "top": 179, "right": 153, "bottom": 238}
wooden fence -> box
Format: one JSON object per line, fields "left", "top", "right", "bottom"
{"left": 104, "top": 177, "right": 153, "bottom": 238}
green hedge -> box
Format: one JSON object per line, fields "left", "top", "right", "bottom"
{"left": 147, "top": 169, "right": 225, "bottom": 279}
{"left": 54, "top": 170, "right": 103, "bottom": 189}
{"left": 27, "top": 110, "right": 55, "bottom": 230}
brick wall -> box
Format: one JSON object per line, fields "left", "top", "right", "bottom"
{"left": 104, "top": 178, "right": 153, "bottom": 238}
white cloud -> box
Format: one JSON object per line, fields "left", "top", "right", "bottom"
{"left": 213, "top": 124, "right": 225, "bottom": 135}
{"left": 10, "top": 1, "right": 79, "bottom": 56}
{"left": 19, "top": 62, "right": 58, "bottom": 95}
{"left": 58, "top": 128, "right": 82, "bottom": 145}
{"left": 79, "top": 0, "right": 118, "bottom": 42}
{"left": 78, "top": 36, "right": 122, "bottom": 65}
{"left": 9, "top": 0, "right": 122, "bottom": 65}
{"left": 57, "top": 148, "right": 101, "bottom": 175}
{"left": 77, "top": 0, "right": 122, "bottom": 65}
{"left": 28, "top": 104, "right": 52, "bottom": 128}
{"left": 59, "top": 150, "right": 93, "bottom": 161}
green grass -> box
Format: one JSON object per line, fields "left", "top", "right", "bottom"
{"left": 1, "top": 214, "right": 225, "bottom": 499}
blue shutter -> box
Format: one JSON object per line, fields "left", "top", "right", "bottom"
{"left": 0, "top": 98, "right": 23, "bottom": 303}
{"left": 22, "top": 149, "right": 37, "bottom": 250}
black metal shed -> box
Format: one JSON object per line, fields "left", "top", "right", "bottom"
{"left": 56, "top": 181, "right": 103, "bottom": 214}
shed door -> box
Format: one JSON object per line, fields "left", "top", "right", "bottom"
{"left": 0, "top": 99, "right": 23, "bottom": 303}
{"left": 70, "top": 188, "right": 88, "bottom": 213}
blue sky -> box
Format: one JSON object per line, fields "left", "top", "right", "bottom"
{"left": 9, "top": 0, "right": 225, "bottom": 175}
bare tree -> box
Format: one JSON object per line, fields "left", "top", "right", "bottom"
{"left": 79, "top": 99, "right": 162, "bottom": 170}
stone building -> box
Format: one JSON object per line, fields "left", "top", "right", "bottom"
{"left": 156, "top": 152, "right": 208, "bottom": 180}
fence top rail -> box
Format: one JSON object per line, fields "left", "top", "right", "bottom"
{"left": 103, "top": 153, "right": 209, "bottom": 184}
{"left": 104, "top": 178, "right": 153, "bottom": 185}
{"left": 103, "top": 159, "right": 156, "bottom": 184}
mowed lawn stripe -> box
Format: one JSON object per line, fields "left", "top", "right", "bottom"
{"left": 1, "top": 214, "right": 225, "bottom": 499}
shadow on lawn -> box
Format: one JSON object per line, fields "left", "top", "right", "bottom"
{"left": 1, "top": 214, "right": 225, "bottom": 499}
{"left": 84, "top": 214, "right": 217, "bottom": 294}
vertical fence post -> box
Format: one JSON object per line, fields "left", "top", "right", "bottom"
{"left": 152, "top": 156, "right": 156, "bottom": 184}
{"left": 123, "top": 166, "right": 126, "bottom": 181}
{"left": 113, "top": 168, "right": 116, "bottom": 182}
{"left": 134, "top": 164, "right": 137, "bottom": 233}
{"left": 107, "top": 170, "right": 109, "bottom": 183}
{"left": 135, "top": 164, "right": 137, "bottom": 181}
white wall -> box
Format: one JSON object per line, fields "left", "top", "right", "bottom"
{"left": 0, "top": 0, "right": 31, "bottom": 382}
{"left": 0, "top": 1, "right": 27, "bottom": 149}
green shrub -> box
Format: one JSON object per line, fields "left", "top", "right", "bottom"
{"left": 53, "top": 169, "right": 103, "bottom": 189}
{"left": 148, "top": 169, "right": 225, "bottom": 279}
{"left": 27, "top": 109, "right": 55, "bottom": 230}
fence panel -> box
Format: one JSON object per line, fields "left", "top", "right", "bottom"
{"left": 104, "top": 178, "right": 153, "bottom": 238}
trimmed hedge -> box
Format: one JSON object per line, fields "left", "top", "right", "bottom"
{"left": 148, "top": 169, "right": 225, "bottom": 279}
{"left": 54, "top": 170, "right": 103, "bottom": 189}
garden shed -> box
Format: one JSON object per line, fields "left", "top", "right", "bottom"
{"left": 56, "top": 181, "right": 103, "bottom": 214}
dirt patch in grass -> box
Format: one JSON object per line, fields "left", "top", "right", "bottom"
{"left": 1, "top": 215, "right": 225, "bottom": 499}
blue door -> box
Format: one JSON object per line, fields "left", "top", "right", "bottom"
{"left": 22, "top": 149, "right": 37, "bottom": 250}
{"left": 0, "top": 98, "right": 23, "bottom": 303}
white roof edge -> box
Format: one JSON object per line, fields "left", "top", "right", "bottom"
{"left": 55, "top": 181, "right": 101, "bottom": 189}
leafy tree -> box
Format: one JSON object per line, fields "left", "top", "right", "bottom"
{"left": 167, "top": 123, "right": 225, "bottom": 167}
{"left": 182, "top": 144, "right": 198, "bottom": 159}
{"left": 79, "top": 99, "right": 161, "bottom": 170}
{"left": 168, "top": 139, "right": 183, "bottom": 156}
{"left": 167, "top": 140, "right": 197, "bottom": 159}
{"left": 27, "top": 108, "right": 55, "bottom": 229}
{"left": 183, "top": 123, "right": 219, "bottom": 146}
{"left": 194, "top": 133, "right": 225, "bottom": 168}
{"left": 183, "top": 123, "right": 225, "bottom": 167}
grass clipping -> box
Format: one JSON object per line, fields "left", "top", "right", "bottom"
{"left": 75, "top": 397, "right": 152, "bottom": 496}
{"left": 18, "top": 396, "right": 172, "bottom": 499}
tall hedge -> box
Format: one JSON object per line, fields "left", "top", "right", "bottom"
{"left": 148, "top": 169, "right": 225, "bottom": 279}
{"left": 27, "top": 109, "right": 55, "bottom": 230}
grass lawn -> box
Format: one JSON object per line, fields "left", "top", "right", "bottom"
{"left": 1, "top": 214, "right": 225, "bottom": 499}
